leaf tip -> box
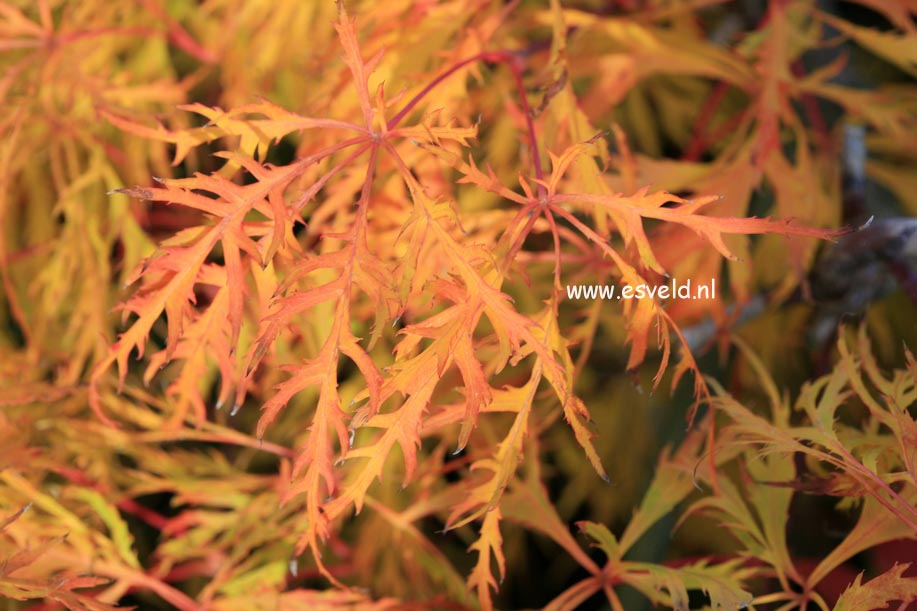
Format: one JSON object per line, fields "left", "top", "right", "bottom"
{"left": 111, "top": 187, "right": 154, "bottom": 200}
{"left": 856, "top": 214, "right": 875, "bottom": 232}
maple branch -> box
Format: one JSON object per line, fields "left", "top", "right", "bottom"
{"left": 387, "top": 51, "right": 510, "bottom": 130}
{"left": 387, "top": 49, "right": 546, "bottom": 196}
{"left": 505, "top": 54, "right": 546, "bottom": 196}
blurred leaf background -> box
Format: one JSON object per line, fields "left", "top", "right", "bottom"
{"left": 1, "top": 0, "right": 916, "bottom": 610}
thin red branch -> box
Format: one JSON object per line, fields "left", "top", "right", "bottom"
{"left": 140, "top": 0, "right": 216, "bottom": 63}
{"left": 49, "top": 466, "right": 170, "bottom": 530}
{"left": 387, "top": 51, "right": 510, "bottom": 130}
{"left": 506, "top": 56, "right": 546, "bottom": 195}
{"left": 791, "top": 60, "right": 830, "bottom": 151}
{"left": 386, "top": 49, "right": 546, "bottom": 196}
{"left": 683, "top": 81, "right": 729, "bottom": 161}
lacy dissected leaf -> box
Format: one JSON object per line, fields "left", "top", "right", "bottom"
{"left": 618, "top": 425, "right": 721, "bottom": 557}
{"left": 834, "top": 563, "right": 917, "bottom": 611}
{"left": 467, "top": 508, "right": 505, "bottom": 611}
{"left": 502, "top": 455, "right": 601, "bottom": 577}
{"left": 88, "top": 156, "right": 315, "bottom": 421}
{"left": 713, "top": 332, "right": 917, "bottom": 535}
{"left": 553, "top": 186, "right": 848, "bottom": 270}
{"left": 0, "top": 502, "right": 129, "bottom": 611}
{"left": 577, "top": 521, "right": 754, "bottom": 611}
{"left": 818, "top": 11, "right": 917, "bottom": 78}
{"left": 0, "top": 575, "right": 128, "bottom": 611}
{"left": 809, "top": 490, "right": 917, "bottom": 589}
{"left": 444, "top": 368, "right": 541, "bottom": 531}
{"left": 144, "top": 270, "right": 235, "bottom": 426}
